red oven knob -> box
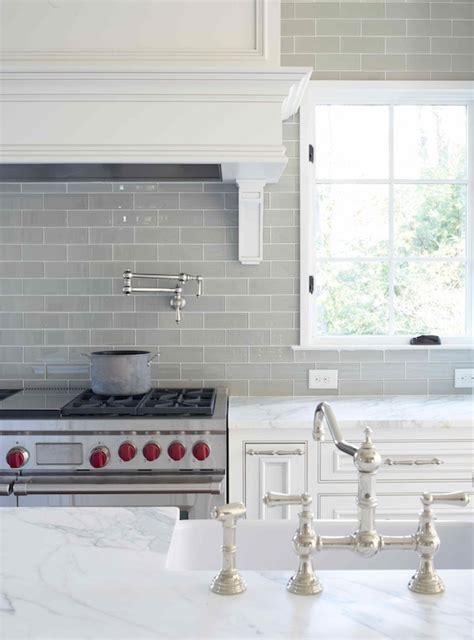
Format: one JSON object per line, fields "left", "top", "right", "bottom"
{"left": 192, "top": 442, "right": 210, "bottom": 461}
{"left": 90, "top": 446, "right": 110, "bottom": 469}
{"left": 6, "top": 447, "right": 29, "bottom": 469}
{"left": 143, "top": 442, "right": 161, "bottom": 462}
{"left": 118, "top": 441, "right": 136, "bottom": 462}
{"left": 168, "top": 441, "right": 186, "bottom": 461}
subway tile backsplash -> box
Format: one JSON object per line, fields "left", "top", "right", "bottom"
{"left": 0, "top": 161, "right": 472, "bottom": 395}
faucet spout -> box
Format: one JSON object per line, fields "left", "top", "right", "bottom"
{"left": 313, "top": 401, "right": 357, "bottom": 457}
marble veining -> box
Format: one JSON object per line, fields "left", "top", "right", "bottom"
{"left": 229, "top": 395, "right": 474, "bottom": 430}
{"left": 0, "top": 507, "right": 472, "bottom": 639}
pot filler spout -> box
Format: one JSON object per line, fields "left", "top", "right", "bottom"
{"left": 123, "top": 270, "right": 203, "bottom": 324}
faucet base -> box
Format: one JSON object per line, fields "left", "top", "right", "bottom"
{"left": 408, "top": 561, "right": 445, "bottom": 595}
{"left": 288, "top": 572, "right": 323, "bottom": 596}
{"left": 210, "top": 570, "right": 247, "bottom": 596}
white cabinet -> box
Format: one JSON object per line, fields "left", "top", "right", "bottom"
{"left": 244, "top": 442, "right": 307, "bottom": 520}
{"left": 229, "top": 422, "right": 473, "bottom": 522}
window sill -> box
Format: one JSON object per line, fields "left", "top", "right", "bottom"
{"left": 292, "top": 343, "right": 474, "bottom": 351}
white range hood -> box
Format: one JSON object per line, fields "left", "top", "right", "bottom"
{"left": 0, "top": 0, "right": 310, "bottom": 264}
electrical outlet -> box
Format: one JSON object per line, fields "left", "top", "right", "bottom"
{"left": 454, "top": 368, "right": 474, "bottom": 388}
{"left": 308, "top": 369, "right": 338, "bottom": 389}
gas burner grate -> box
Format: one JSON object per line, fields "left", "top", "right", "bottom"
{"left": 61, "top": 389, "right": 148, "bottom": 416}
{"left": 137, "top": 388, "right": 217, "bottom": 416}
{"left": 61, "top": 388, "right": 217, "bottom": 417}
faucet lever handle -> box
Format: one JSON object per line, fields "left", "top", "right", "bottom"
{"left": 211, "top": 502, "right": 246, "bottom": 522}
{"left": 263, "top": 491, "right": 312, "bottom": 508}
{"left": 422, "top": 491, "right": 470, "bottom": 507}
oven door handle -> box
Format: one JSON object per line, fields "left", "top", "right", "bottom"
{"left": 0, "top": 476, "right": 14, "bottom": 496}
{"left": 13, "top": 475, "right": 224, "bottom": 496}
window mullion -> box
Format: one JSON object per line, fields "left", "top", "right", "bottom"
{"left": 388, "top": 105, "right": 395, "bottom": 336}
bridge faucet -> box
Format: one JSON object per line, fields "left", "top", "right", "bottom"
{"left": 263, "top": 401, "right": 470, "bottom": 596}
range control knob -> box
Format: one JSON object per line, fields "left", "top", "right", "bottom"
{"left": 6, "top": 447, "right": 29, "bottom": 469}
{"left": 168, "top": 441, "right": 186, "bottom": 461}
{"left": 90, "top": 446, "right": 110, "bottom": 469}
{"left": 192, "top": 442, "right": 211, "bottom": 461}
{"left": 143, "top": 442, "right": 161, "bottom": 462}
{"left": 118, "top": 441, "right": 136, "bottom": 462}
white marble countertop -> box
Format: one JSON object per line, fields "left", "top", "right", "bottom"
{"left": 1, "top": 507, "right": 472, "bottom": 640}
{"left": 229, "top": 395, "right": 474, "bottom": 430}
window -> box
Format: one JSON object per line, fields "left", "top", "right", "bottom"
{"left": 299, "top": 83, "right": 473, "bottom": 348}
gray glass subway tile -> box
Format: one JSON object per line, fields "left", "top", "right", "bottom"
{"left": 45, "top": 297, "right": 89, "bottom": 312}
{"left": 0, "top": 194, "right": 43, "bottom": 210}
{"left": 44, "top": 194, "right": 88, "bottom": 210}
{"left": 23, "top": 245, "right": 66, "bottom": 261}
{"left": 134, "top": 228, "right": 179, "bottom": 243}
{"left": 204, "top": 347, "right": 248, "bottom": 363}
{"left": 249, "top": 380, "right": 293, "bottom": 396}
{"left": 45, "top": 228, "right": 88, "bottom": 244}
{"left": 113, "top": 211, "right": 158, "bottom": 226}
{"left": 0, "top": 313, "right": 24, "bottom": 328}
{"left": 0, "top": 245, "right": 21, "bottom": 260}
{"left": 24, "top": 346, "right": 68, "bottom": 363}
{"left": 180, "top": 193, "right": 225, "bottom": 210}
{"left": 89, "top": 227, "right": 134, "bottom": 244}
{"left": 67, "top": 210, "right": 113, "bottom": 226}
{"left": 0, "top": 228, "right": 43, "bottom": 243}
{"left": 0, "top": 295, "right": 43, "bottom": 311}
{"left": 46, "top": 330, "right": 90, "bottom": 346}
{"left": 338, "top": 380, "right": 384, "bottom": 395}
{"left": 3, "top": 262, "right": 45, "bottom": 278}
{"left": 68, "top": 182, "right": 112, "bottom": 193}
{"left": 23, "top": 278, "right": 67, "bottom": 295}
{"left": 181, "top": 364, "right": 226, "bottom": 380}
{"left": 90, "top": 330, "right": 135, "bottom": 346}
{"left": 24, "top": 313, "right": 68, "bottom": 329}
{"left": 429, "top": 379, "right": 472, "bottom": 395}
{"left": 88, "top": 194, "right": 133, "bottom": 210}
{"left": 205, "top": 313, "right": 248, "bottom": 329}
{"left": 0, "top": 346, "right": 23, "bottom": 362}
{"left": 383, "top": 380, "right": 428, "bottom": 395}
{"left": 134, "top": 193, "right": 178, "bottom": 209}
{"left": 226, "top": 329, "right": 270, "bottom": 346}
{"left": 360, "top": 363, "right": 406, "bottom": 379}
{"left": 69, "top": 313, "right": 113, "bottom": 329}
{"left": 159, "top": 312, "right": 203, "bottom": 329}
{"left": 23, "top": 210, "right": 67, "bottom": 226}
{"left": 226, "top": 364, "right": 270, "bottom": 380}
{"left": 181, "top": 330, "right": 225, "bottom": 346}
{"left": 249, "top": 346, "right": 294, "bottom": 363}
{"left": 158, "top": 346, "right": 203, "bottom": 363}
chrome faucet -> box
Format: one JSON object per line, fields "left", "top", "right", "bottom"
{"left": 264, "top": 401, "right": 470, "bottom": 596}
{"left": 122, "top": 270, "right": 203, "bottom": 324}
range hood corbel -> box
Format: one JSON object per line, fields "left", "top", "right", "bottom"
{"left": 0, "top": 67, "right": 311, "bottom": 264}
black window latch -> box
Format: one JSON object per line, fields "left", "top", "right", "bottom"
{"left": 309, "top": 275, "right": 314, "bottom": 294}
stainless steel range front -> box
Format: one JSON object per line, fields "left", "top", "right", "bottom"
{"left": 0, "top": 387, "right": 227, "bottom": 519}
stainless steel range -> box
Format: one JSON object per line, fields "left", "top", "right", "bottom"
{"left": 0, "top": 387, "right": 227, "bottom": 519}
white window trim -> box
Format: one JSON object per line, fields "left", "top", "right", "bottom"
{"left": 298, "top": 81, "right": 474, "bottom": 351}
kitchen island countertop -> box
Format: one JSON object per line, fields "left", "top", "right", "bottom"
{"left": 0, "top": 507, "right": 472, "bottom": 640}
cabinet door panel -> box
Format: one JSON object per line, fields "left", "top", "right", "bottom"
{"left": 319, "top": 490, "right": 474, "bottom": 521}
{"left": 245, "top": 442, "right": 307, "bottom": 520}
{"left": 319, "top": 440, "right": 473, "bottom": 483}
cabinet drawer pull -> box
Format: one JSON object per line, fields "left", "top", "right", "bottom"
{"left": 247, "top": 448, "right": 304, "bottom": 457}
{"left": 384, "top": 458, "right": 444, "bottom": 466}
